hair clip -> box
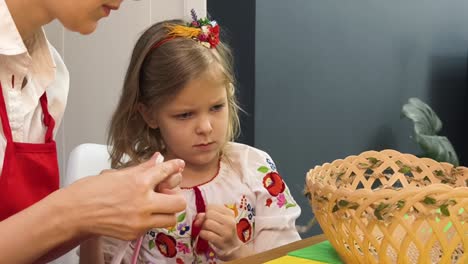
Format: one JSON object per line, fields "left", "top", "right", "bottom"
{"left": 166, "top": 9, "right": 220, "bottom": 48}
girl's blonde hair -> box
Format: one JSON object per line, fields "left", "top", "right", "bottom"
{"left": 108, "top": 20, "right": 240, "bottom": 168}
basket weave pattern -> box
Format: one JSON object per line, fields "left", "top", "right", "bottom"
{"left": 306, "top": 150, "right": 468, "bottom": 263}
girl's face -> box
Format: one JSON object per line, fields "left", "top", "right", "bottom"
{"left": 141, "top": 68, "right": 230, "bottom": 169}
{"left": 45, "top": 0, "right": 123, "bottom": 34}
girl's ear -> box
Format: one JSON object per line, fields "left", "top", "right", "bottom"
{"left": 137, "top": 103, "right": 159, "bottom": 129}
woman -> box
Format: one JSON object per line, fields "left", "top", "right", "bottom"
{"left": 0, "top": 0, "right": 186, "bottom": 263}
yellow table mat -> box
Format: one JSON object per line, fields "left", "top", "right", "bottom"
{"left": 265, "top": 256, "right": 327, "bottom": 264}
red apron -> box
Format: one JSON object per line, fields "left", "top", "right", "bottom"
{"left": 0, "top": 82, "right": 59, "bottom": 221}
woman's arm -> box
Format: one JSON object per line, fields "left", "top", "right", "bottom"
{"left": 0, "top": 190, "right": 80, "bottom": 263}
{"left": 0, "top": 157, "right": 186, "bottom": 263}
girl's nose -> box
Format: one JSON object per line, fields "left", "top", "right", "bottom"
{"left": 196, "top": 117, "right": 213, "bottom": 135}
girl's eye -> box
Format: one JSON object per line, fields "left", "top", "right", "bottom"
{"left": 175, "top": 112, "right": 192, "bottom": 120}
{"left": 211, "top": 103, "right": 225, "bottom": 112}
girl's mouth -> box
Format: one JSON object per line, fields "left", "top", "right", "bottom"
{"left": 194, "top": 142, "right": 215, "bottom": 151}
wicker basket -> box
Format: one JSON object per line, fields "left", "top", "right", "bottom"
{"left": 305, "top": 150, "right": 468, "bottom": 264}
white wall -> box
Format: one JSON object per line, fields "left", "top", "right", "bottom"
{"left": 45, "top": 0, "right": 206, "bottom": 184}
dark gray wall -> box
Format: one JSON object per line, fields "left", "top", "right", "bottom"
{"left": 208, "top": 0, "right": 256, "bottom": 146}
{"left": 256, "top": 0, "right": 468, "bottom": 237}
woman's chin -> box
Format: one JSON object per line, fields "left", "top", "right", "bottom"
{"left": 76, "top": 23, "right": 98, "bottom": 35}
{"left": 63, "top": 20, "right": 98, "bottom": 35}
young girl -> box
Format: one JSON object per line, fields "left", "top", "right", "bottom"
{"left": 84, "top": 14, "right": 301, "bottom": 263}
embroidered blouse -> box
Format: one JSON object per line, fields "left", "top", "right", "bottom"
{"left": 102, "top": 142, "right": 301, "bottom": 264}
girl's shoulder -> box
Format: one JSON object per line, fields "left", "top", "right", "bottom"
{"left": 224, "top": 142, "right": 272, "bottom": 163}
{"left": 223, "top": 142, "right": 278, "bottom": 183}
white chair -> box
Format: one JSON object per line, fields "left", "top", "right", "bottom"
{"left": 50, "top": 143, "right": 111, "bottom": 264}
{"left": 64, "top": 143, "right": 112, "bottom": 186}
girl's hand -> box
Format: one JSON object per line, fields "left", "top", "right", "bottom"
{"left": 194, "top": 205, "right": 249, "bottom": 261}
{"left": 59, "top": 153, "right": 186, "bottom": 241}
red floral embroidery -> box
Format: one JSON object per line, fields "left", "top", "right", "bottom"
{"left": 240, "top": 195, "right": 247, "bottom": 209}
{"left": 176, "top": 258, "right": 184, "bottom": 264}
{"left": 155, "top": 233, "right": 177, "bottom": 258}
{"left": 265, "top": 198, "right": 272, "bottom": 207}
{"left": 236, "top": 218, "right": 252, "bottom": 242}
{"left": 262, "top": 172, "right": 285, "bottom": 196}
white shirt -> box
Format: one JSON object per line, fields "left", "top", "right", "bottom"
{"left": 101, "top": 142, "right": 302, "bottom": 263}
{"left": 0, "top": 0, "right": 69, "bottom": 175}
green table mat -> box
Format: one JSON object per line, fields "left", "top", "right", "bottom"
{"left": 288, "top": 240, "right": 343, "bottom": 264}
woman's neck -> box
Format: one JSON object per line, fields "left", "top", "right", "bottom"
{"left": 5, "top": 0, "right": 53, "bottom": 40}
{"left": 180, "top": 158, "right": 220, "bottom": 188}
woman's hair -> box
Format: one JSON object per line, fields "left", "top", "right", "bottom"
{"left": 108, "top": 20, "right": 240, "bottom": 168}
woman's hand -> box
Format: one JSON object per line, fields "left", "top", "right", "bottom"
{"left": 0, "top": 153, "right": 186, "bottom": 264}
{"left": 194, "top": 205, "right": 253, "bottom": 261}
{"left": 59, "top": 153, "right": 187, "bottom": 241}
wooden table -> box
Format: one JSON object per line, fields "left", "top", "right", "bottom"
{"left": 226, "top": 234, "right": 327, "bottom": 264}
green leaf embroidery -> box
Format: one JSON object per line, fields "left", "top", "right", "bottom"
{"left": 149, "top": 239, "right": 155, "bottom": 250}
{"left": 167, "top": 226, "right": 176, "bottom": 233}
{"left": 257, "top": 166, "right": 269, "bottom": 173}
{"left": 286, "top": 203, "right": 297, "bottom": 208}
{"left": 177, "top": 212, "right": 186, "bottom": 222}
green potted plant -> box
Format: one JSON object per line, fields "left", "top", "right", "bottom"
{"left": 401, "top": 97, "right": 459, "bottom": 166}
